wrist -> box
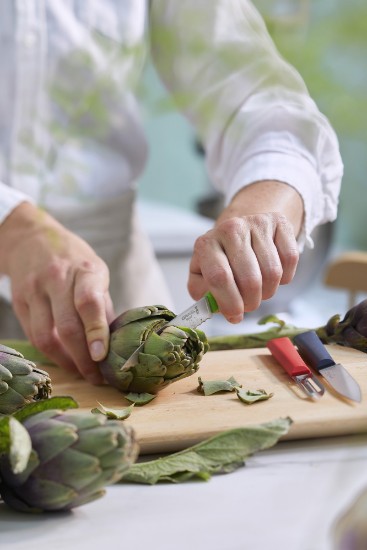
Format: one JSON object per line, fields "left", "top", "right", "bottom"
{"left": 218, "top": 180, "right": 304, "bottom": 237}
{"left": 0, "top": 202, "right": 50, "bottom": 274}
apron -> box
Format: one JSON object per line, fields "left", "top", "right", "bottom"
{"left": 0, "top": 190, "right": 175, "bottom": 339}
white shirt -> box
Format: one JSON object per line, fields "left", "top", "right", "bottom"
{"left": 0, "top": 0, "right": 343, "bottom": 251}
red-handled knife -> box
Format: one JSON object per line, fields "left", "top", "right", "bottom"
{"left": 267, "top": 337, "right": 325, "bottom": 399}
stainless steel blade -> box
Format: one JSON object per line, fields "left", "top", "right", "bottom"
{"left": 169, "top": 295, "right": 213, "bottom": 329}
{"left": 120, "top": 341, "right": 146, "bottom": 372}
{"left": 295, "top": 374, "right": 325, "bottom": 400}
{"left": 320, "top": 364, "right": 362, "bottom": 402}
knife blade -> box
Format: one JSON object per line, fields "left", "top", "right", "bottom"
{"left": 120, "top": 292, "right": 219, "bottom": 372}
{"left": 293, "top": 330, "right": 362, "bottom": 402}
{"left": 267, "top": 337, "right": 325, "bottom": 399}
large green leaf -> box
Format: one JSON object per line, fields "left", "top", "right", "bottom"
{"left": 121, "top": 417, "right": 292, "bottom": 484}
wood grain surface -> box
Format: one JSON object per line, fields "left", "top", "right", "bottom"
{"left": 45, "top": 344, "right": 367, "bottom": 454}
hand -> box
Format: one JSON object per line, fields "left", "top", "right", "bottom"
{"left": 0, "top": 203, "right": 114, "bottom": 384}
{"left": 188, "top": 181, "right": 303, "bottom": 323}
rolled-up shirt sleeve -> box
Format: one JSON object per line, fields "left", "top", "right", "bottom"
{"left": 150, "top": 0, "right": 343, "bottom": 250}
{"left": 0, "top": 182, "right": 34, "bottom": 225}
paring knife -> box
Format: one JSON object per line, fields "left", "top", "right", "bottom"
{"left": 120, "top": 292, "right": 219, "bottom": 372}
{"left": 293, "top": 330, "right": 362, "bottom": 403}
{"left": 267, "top": 337, "right": 325, "bottom": 399}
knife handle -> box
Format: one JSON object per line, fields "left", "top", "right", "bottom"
{"left": 267, "top": 337, "right": 311, "bottom": 377}
{"left": 205, "top": 292, "right": 219, "bottom": 314}
{"left": 293, "top": 331, "right": 335, "bottom": 372}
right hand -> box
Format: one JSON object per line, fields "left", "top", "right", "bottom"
{"left": 0, "top": 202, "right": 115, "bottom": 384}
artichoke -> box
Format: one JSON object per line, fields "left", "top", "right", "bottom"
{"left": 320, "top": 298, "right": 367, "bottom": 352}
{"left": 0, "top": 344, "right": 51, "bottom": 414}
{"left": 98, "top": 305, "right": 209, "bottom": 394}
{"left": 0, "top": 409, "right": 139, "bottom": 512}
{"left": 207, "top": 299, "right": 367, "bottom": 353}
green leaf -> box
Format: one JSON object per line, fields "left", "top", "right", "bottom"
{"left": 120, "top": 417, "right": 292, "bottom": 484}
{"left": 91, "top": 402, "right": 135, "bottom": 420}
{"left": 197, "top": 376, "right": 241, "bottom": 395}
{"left": 124, "top": 393, "right": 157, "bottom": 406}
{"left": 0, "top": 339, "right": 54, "bottom": 365}
{"left": 257, "top": 315, "right": 285, "bottom": 328}
{"left": 236, "top": 388, "right": 274, "bottom": 405}
{"left": 0, "top": 416, "right": 32, "bottom": 474}
{"left": 13, "top": 396, "right": 79, "bottom": 423}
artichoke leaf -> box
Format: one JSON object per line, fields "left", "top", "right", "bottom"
{"left": 91, "top": 402, "right": 135, "bottom": 419}
{"left": 14, "top": 396, "right": 78, "bottom": 423}
{"left": 0, "top": 416, "right": 32, "bottom": 475}
{"left": 198, "top": 376, "right": 241, "bottom": 395}
{"left": 121, "top": 418, "right": 292, "bottom": 484}
{"left": 124, "top": 393, "right": 156, "bottom": 406}
{"left": 236, "top": 388, "right": 274, "bottom": 405}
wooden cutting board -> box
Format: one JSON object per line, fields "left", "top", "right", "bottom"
{"left": 45, "top": 344, "right": 367, "bottom": 454}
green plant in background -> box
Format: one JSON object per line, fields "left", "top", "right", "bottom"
{"left": 257, "top": 0, "right": 367, "bottom": 250}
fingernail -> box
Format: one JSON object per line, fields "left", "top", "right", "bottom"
{"left": 90, "top": 340, "right": 105, "bottom": 361}
{"left": 228, "top": 314, "right": 244, "bottom": 324}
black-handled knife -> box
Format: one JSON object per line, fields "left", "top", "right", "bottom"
{"left": 293, "top": 330, "right": 362, "bottom": 402}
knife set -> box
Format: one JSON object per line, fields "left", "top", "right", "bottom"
{"left": 267, "top": 331, "right": 362, "bottom": 402}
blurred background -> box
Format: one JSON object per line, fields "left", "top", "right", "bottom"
{"left": 136, "top": 0, "right": 367, "bottom": 334}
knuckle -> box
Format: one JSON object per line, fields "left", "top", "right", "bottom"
{"left": 264, "top": 264, "right": 283, "bottom": 285}
{"left": 45, "top": 260, "right": 68, "bottom": 284}
{"left": 193, "top": 233, "right": 212, "bottom": 256}
{"left": 74, "top": 288, "right": 102, "bottom": 313}
{"left": 32, "top": 332, "right": 56, "bottom": 354}
{"left": 285, "top": 247, "right": 300, "bottom": 266}
{"left": 57, "top": 318, "right": 80, "bottom": 340}
{"left": 207, "top": 267, "right": 231, "bottom": 288}
{"left": 219, "top": 217, "right": 244, "bottom": 237}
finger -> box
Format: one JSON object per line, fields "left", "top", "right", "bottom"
{"left": 250, "top": 230, "right": 283, "bottom": 301}
{"left": 50, "top": 287, "right": 104, "bottom": 385}
{"left": 74, "top": 270, "right": 111, "bottom": 362}
{"left": 104, "top": 292, "right": 116, "bottom": 325}
{"left": 274, "top": 220, "right": 299, "bottom": 284}
{"left": 214, "top": 218, "right": 265, "bottom": 312}
{"left": 188, "top": 231, "right": 244, "bottom": 323}
{"left": 26, "top": 294, "right": 78, "bottom": 374}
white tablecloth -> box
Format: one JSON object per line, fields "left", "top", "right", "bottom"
{"left": 1, "top": 433, "right": 367, "bottom": 550}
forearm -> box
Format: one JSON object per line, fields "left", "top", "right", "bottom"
{"left": 0, "top": 202, "right": 46, "bottom": 275}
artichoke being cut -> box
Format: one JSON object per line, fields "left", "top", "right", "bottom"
{"left": 98, "top": 305, "right": 209, "bottom": 394}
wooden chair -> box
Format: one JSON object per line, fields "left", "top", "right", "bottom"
{"left": 324, "top": 251, "right": 367, "bottom": 308}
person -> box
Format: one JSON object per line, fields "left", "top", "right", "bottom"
{"left": 0, "top": 0, "right": 343, "bottom": 385}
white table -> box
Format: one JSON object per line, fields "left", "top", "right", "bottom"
{"left": 1, "top": 433, "right": 367, "bottom": 550}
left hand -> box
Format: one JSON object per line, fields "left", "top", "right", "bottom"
{"left": 188, "top": 181, "right": 303, "bottom": 323}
